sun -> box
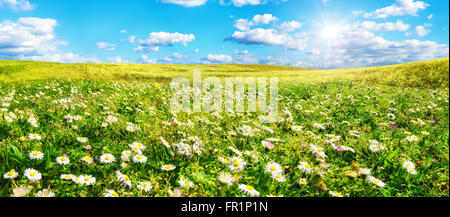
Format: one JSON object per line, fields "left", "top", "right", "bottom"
{"left": 319, "top": 24, "right": 340, "bottom": 41}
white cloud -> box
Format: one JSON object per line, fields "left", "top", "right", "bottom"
{"left": 140, "top": 55, "right": 157, "bottom": 64}
{"left": 206, "top": 54, "right": 233, "bottom": 63}
{"left": 233, "top": 14, "right": 278, "bottom": 31}
{"left": 278, "top": 21, "right": 302, "bottom": 32}
{"left": 96, "top": 42, "right": 116, "bottom": 51}
{"left": 194, "top": 48, "right": 199, "bottom": 53}
{"left": 0, "top": 0, "right": 34, "bottom": 11}
{"left": 128, "top": 35, "right": 136, "bottom": 43}
{"left": 161, "top": 0, "right": 207, "bottom": 7}
{"left": 107, "top": 56, "right": 128, "bottom": 63}
{"left": 230, "top": 28, "right": 307, "bottom": 51}
{"left": 252, "top": 14, "right": 278, "bottom": 24}
{"left": 322, "top": 0, "right": 329, "bottom": 5}
{"left": 134, "top": 32, "right": 195, "bottom": 53}
{"left": 0, "top": 17, "right": 98, "bottom": 63}
{"left": 120, "top": 30, "right": 127, "bottom": 33}
{"left": 349, "top": 20, "right": 410, "bottom": 32}
{"left": 415, "top": 25, "right": 430, "bottom": 36}
{"left": 318, "top": 29, "right": 448, "bottom": 68}
{"left": 427, "top": 14, "right": 433, "bottom": 19}
{"left": 230, "top": 0, "right": 263, "bottom": 7}
{"left": 363, "top": 0, "right": 429, "bottom": 18}
{"left": 259, "top": 56, "right": 290, "bottom": 65}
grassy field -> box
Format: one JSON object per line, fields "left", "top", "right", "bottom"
{"left": 0, "top": 58, "right": 448, "bottom": 197}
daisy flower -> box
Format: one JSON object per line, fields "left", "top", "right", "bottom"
{"left": 29, "top": 151, "right": 44, "bottom": 160}
{"left": 121, "top": 150, "right": 132, "bottom": 161}
{"left": 310, "top": 144, "right": 326, "bottom": 158}
{"left": 407, "top": 168, "right": 417, "bottom": 175}
{"left": 121, "top": 162, "right": 129, "bottom": 168}
{"left": 161, "top": 164, "right": 176, "bottom": 171}
{"left": 261, "top": 141, "right": 274, "bottom": 150}
{"left": 271, "top": 173, "right": 286, "bottom": 182}
{"left": 406, "top": 135, "right": 418, "bottom": 142}
{"left": 265, "top": 162, "right": 283, "bottom": 175}
{"left": 137, "top": 181, "right": 153, "bottom": 192}
{"left": 298, "top": 161, "right": 313, "bottom": 174}
{"left": 132, "top": 154, "right": 148, "bottom": 163}
{"left": 36, "top": 189, "right": 55, "bottom": 197}
{"left": 56, "top": 155, "right": 70, "bottom": 165}
{"left": 10, "top": 186, "right": 30, "bottom": 197}
{"left": 367, "top": 176, "right": 386, "bottom": 188}
{"left": 291, "top": 125, "right": 302, "bottom": 132}
{"left": 81, "top": 155, "right": 93, "bottom": 164}
{"left": 100, "top": 153, "right": 115, "bottom": 164}
{"left": 3, "top": 169, "right": 18, "bottom": 179}
{"left": 28, "top": 133, "right": 41, "bottom": 140}
{"left": 402, "top": 160, "right": 415, "bottom": 169}
{"left": 115, "top": 171, "right": 132, "bottom": 189}
{"left": 60, "top": 174, "right": 74, "bottom": 180}
{"left": 298, "top": 178, "right": 307, "bottom": 185}
{"left": 218, "top": 172, "right": 236, "bottom": 186}
{"left": 238, "top": 184, "right": 260, "bottom": 197}
{"left": 178, "top": 178, "right": 194, "bottom": 188}
{"left": 79, "top": 175, "right": 96, "bottom": 185}
{"left": 104, "top": 190, "right": 119, "bottom": 197}
{"left": 24, "top": 168, "right": 42, "bottom": 182}
{"left": 329, "top": 191, "right": 343, "bottom": 197}
{"left": 358, "top": 168, "right": 371, "bottom": 176}
{"left": 228, "top": 157, "right": 247, "bottom": 171}
{"left": 77, "top": 137, "right": 88, "bottom": 143}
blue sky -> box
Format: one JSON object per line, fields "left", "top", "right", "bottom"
{"left": 0, "top": 0, "right": 448, "bottom": 68}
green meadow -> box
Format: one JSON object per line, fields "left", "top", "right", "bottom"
{"left": 0, "top": 58, "right": 448, "bottom": 197}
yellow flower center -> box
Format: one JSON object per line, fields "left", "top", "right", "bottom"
{"left": 246, "top": 185, "right": 254, "bottom": 191}
{"left": 61, "top": 157, "right": 66, "bottom": 161}
{"left": 112, "top": 192, "right": 118, "bottom": 197}
{"left": 105, "top": 156, "right": 110, "bottom": 160}
{"left": 8, "top": 172, "right": 14, "bottom": 176}
{"left": 30, "top": 172, "right": 36, "bottom": 177}
{"left": 276, "top": 175, "right": 281, "bottom": 179}
{"left": 270, "top": 166, "right": 276, "bottom": 171}
{"left": 234, "top": 162, "right": 241, "bottom": 167}
{"left": 185, "top": 180, "right": 190, "bottom": 185}
{"left": 305, "top": 164, "right": 310, "bottom": 168}
{"left": 84, "top": 177, "right": 90, "bottom": 182}
{"left": 137, "top": 156, "right": 143, "bottom": 160}
{"left": 33, "top": 152, "right": 39, "bottom": 156}
{"left": 165, "top": 165, "right": 172, "bottom": 169}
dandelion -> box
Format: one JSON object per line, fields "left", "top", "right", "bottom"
{"left": 3, "top": 169, "right": 18, "bottom": 179}
{"left": 24, "top": 168, "right": 42, "bottom": 182}
{"left": 161, "top": 164, "right": 176, "bottom": 171}
{"left": 179, "top": 178, "right": 194, "bottom": 188}
{"left": 238, "top": 184, "right": 260, "bottom": 197}
{"left": 29, "top": 151, "right": 44, "bottom": 160}
{"left": 36, "top": 189, "right": 55, "bottom": 197}
{"left": 100, "top": 153, "right": 115, "bottom": 164}
{"left": 137, "top": 181, "right": 153, "bottom": 192}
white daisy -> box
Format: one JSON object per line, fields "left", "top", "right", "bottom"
{"left": 238, "top": 184, "right": 260, "bottom": 197}
{"left": 29, "top": 151, "right": 44, "bottom": 160}
{"left": 367, "top": 176, "right": 386, "bottom": 188}
{"left": 104, "top": 190, "right": 119, "bottom": 197}
{"left": 137, "top": 181, "right": 153, "bottom": 192}
{"left": 77, "top": 137, "right": 88, "bottom": 143}
{"left": 24, "top": 168, "right": 42, "bottom": 182}
{"left": 28, "top": 133, "right": 41, "bottom": 140}
{"left": 132, "top": 154, "right": 148, "bottom": 163}
{"left": 161, "top": 164, "right": 176, "bottom": 171}
{"left": 121, "top": 150, "right": 132, "bottom": 161}
{"left": 36, "top": 189, "right": 55, "bottom": 197}
{"left": 60, "top": 174, "right": 74, "bottom": 180}
{"left": 218, "top": 172, "right": 236, "bottom": 186}
{"left": 100, "top": 153, "right": 115, "bottom": 164}
{"left": 265, "top": 162, "right": 283, "bottom": 174}
{"left": 298, "top": 161, "right": 312, "bottom": 174}
{"left": 56, "top": 155, "right": 70, "bottom": 165}
{"left": 271, "top": 173, "right": 286, "bottom": 182}
{"left": 3, "top": 169, "right": 18, "bottom": 179}
{"left": 79, "top": 175, "right": 96, "bottom": 185}
{"left": 179, "top": 178, "right": 194, "bottom": 188}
